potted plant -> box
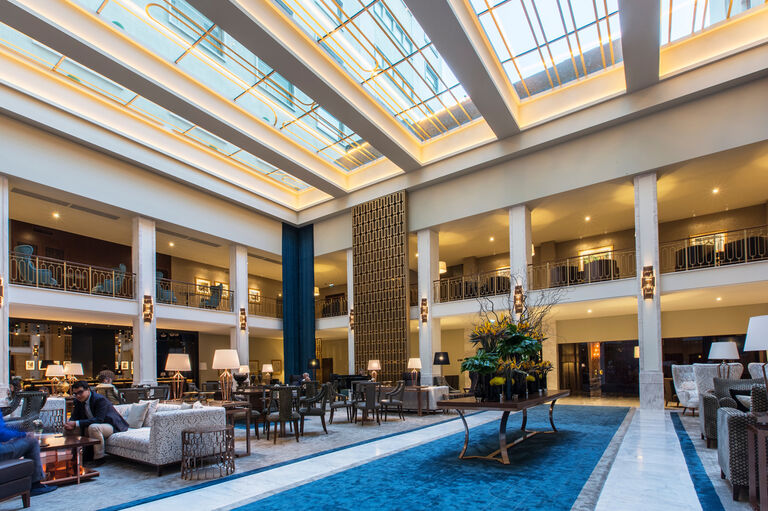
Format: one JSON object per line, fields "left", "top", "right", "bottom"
{"left": 461, "top": 349, "right": 499, "bottom": 401}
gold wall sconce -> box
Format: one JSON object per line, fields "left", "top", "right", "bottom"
{"left": 420, "top": 298, "right": 428, "bottom": 323}
{"left": 143, "top": 295, "right": 154, "bottom": 322}
{"left": 239, "top": 307, "right": 247, "bottom": 331}
{"left": 349, "top": 308, "right": 354, "bottom": 330}
{"left": 513, "top": 285, "right": 524, "bottom": 313}
{"left": 641, "top": 266, "right": 655, "bottom": 299}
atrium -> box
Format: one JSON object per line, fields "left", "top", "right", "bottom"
{"left": 0, "top": 0, "right": 766, "bottom": 509}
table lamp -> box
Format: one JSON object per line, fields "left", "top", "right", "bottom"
{"left": 367, "top": 359, "right": 381, "bottom": 382}
{"left": 63, "top": 362, "right": 83, "bottom": 385}
{"left": 407, "top": 358, "right": 421, "bottom": 386}
{"left": 165, "top": 353, "right": 191, "bottom": 400}
{"left": 212, "top": 349, "right": 241, "bottom": 401}
{"left": 708, "top": 341, "right": 740, "bottom": 378}
{"left": 45, "top": 364, "right": 65, "bottom": 394}
{"left": 261, "top": 363, "right": 274, "bottom": 385}
{"left": 745, "top": 316, "right": 768, "bottom": 388}
{"left": 234, "top": 365, "right": 250, "bottom": 387}
{"left": 309, "top": 358, "right": 320, "bottom": 380}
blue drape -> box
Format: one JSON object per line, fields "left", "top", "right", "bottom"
{"left": 282, "top": 223, "right": 315, "bottom": 379}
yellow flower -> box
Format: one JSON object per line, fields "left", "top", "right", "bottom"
{"left": 489, "top": 376, "right": 506, "bottom": 386}
{"left": 526, "top": 374, "right": 535, "bottom": 382}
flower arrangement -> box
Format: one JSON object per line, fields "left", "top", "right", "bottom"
{"left": 489, "top": 376, "right": 507, "bottom": 386}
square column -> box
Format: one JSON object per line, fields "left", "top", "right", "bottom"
{"left": 634, "top": 172, "right": 663, "bottom": 409}
{"left": 132, "top": 216, "right": 157, "bottom": 385}
{"left": 509, "top": 205, "right": 532, "bottom": 288}
{"left": 417, "top": 229, "right": 441, "bottom": 385}
{"left": 346, "top": 248, "right": 354, "bottom": 374}
{"left": 0, "top": 177, "right": 9, "bottom": 396}
{"left": 229, "top": 244, "right": 248, "bottom": 365}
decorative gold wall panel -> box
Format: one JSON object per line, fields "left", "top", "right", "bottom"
{"left": 352, "top": 191, "right": 409, "bottom": 382}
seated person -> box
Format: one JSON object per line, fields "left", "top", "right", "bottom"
{"left": 95, "top": 374, "right": 121, "bottom": 405}
{"left": 0, "top": 410, "right": 56, "bottom": 496}
{"left": 300, "top": 372, "right": 312, "bottom": 383}
{"left": 64, "top": 381, "right": 128, "bottom": 466}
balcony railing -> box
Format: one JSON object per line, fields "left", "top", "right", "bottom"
{"left": 156, "top": 278, "right": 233, "bottom": 312}
{"left": 528, "top": 248, "right": 636, "bottom": 290}
{"left": 9, "top": 252, "right": 134, "bottom": 298}
{"left": 315, "top": 296, "right": 348, "bottom": 318}
{"left": 433, "top": 268, "right": 511, "bottom": 303}
{"left": 248, "top": 297, "right": 282, "bottom": 318}
{"left": 660, "top": 225, "right": 768, "bottom": 274}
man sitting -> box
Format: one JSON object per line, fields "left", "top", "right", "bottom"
{"left": 64, "top": 381, "right": 128, "bottom": 466}
{"left": 95, "top": 374, "right": 121, "bottom": 405}
{"left": 0, "top": 409, "right": 56, "bottom": 496}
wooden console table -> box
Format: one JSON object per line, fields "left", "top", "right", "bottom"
{"left": 437, "top": 389, "right": 570, "bottom": 465}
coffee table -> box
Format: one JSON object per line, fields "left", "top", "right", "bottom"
{"left": 437, "top": 389, "right": 570, "bottom": 465}
{"left": 39, "top": 434, "right": 100, "bottom": 485}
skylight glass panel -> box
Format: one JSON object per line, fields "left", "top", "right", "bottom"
{"left": 275, "top": 0, "right": 481, "bottom": 141}
{"left": 0, "top": 21, "right": 311, "bottom": 191}
{"left": 71, "top": 0, "right": 381, "bottom": 171}
{"left": 661, "top": 0, "right": 765, "bottom": 45}
{"left": 470, "top": 0, "right": 623, "bottom": 99}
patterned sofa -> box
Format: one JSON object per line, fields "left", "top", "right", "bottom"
{"left": 106, "top": 403, "right": 225, "bottom": 475}
{"left": 700, "top": 378, "right": 762, "bottom": 448}
{"left": 717, "top": 384, "right": 768, "bottom": 501}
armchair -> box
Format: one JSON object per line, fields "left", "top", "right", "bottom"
{"left": 0, "top": 459, "right": 34, "bottom": 508}
{"left": 748, "top": 362, "right": 765, "bottom": 380}
{"left": 328, "top": 383, "right": 351, "bottom": 424}
{"left": 91, "top": 263, "right": 127, "bottom": 295}
{"left": 381, "top": 380, "right": 406, "bottom": 421}
{"left": 4, "top": 391, "right": 47, "bottom": 432}
{"left": 671, "top": 365, "right": 698, "bottom": 415}
{"left": 155, "top": 272, "right": 177, "bottom": 304}
{"left": 13, "top": 245, "right": 57, "bottom": 287}
{"left": 201, "top": 284, "right": 222, "bottom": 309}
{"left": 298, "top": 383, "right": 330, "bottom": 435}
{"left": 700, "top": 378, "right": 762, "bottom": 448}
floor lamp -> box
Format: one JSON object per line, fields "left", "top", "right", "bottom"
{"left": 745, "top": 316, "right": 768, "bottom": 390}
{"left": 708, "top": 341, "right": 740, "bottom": 378}
{"left": 212, "top": 349, "right": 241, "bottom": 402}
{"left": 407, "top": 358, "right": 421, "bottom": 386}
{"left": 165, "top": 353, "right": 191, "bottom": 400}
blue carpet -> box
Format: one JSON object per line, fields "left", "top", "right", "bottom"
{"left": 670, "top": 412, "right": 725, "bottom": 511}
{"left": 235, "top": 405, "right": 629, "bottom": 511}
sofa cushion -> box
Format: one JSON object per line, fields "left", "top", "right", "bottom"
{"left": 0, "top": 459, "right": 34, "bottom": 481}
{"left": 125, "top": 402, "right": 150, "bottom": 429}
{"left": 140, "top": 400, "right": 160, "bottom": 427}
{"left": 107, "top": 427, "right": 151, "bottom": 452}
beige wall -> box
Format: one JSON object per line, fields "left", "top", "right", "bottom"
{"left": 320, "top": 338, "right": 348, "bottom": 376}
{"left": 249, "top": 337, "right": 284, "bottom": 382}
{"left": 198, "top": 333, "right": 230, "bottom": 383}
{"left": 441, "top": 329, "right": 465, "bottom": 378}
{"left": 658, "top": 204, "right": 765, "bottom": 242}
{"left": 170, "top": 256, "right": 282, "bottom": 299}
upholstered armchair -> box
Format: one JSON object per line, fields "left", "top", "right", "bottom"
{"left": 4, "top": 391, "right": 48, "bottom": 432}
{"left": 91, "top": 263, "right": 127, "bottom": 295}
{"left": 671, "top": 365, "right": 698, "bottom": 415}
{"left": 354, "top": 382, "right": 381, "bottom": 425}
{"left": 13, "top": 245, "right": 57, "bottom": 287}
{"left": 266, "top": 386, "right": 300, "bottom": 443}
{"left": 381, "top": 380, "right": 406, "bottom": 421}
{"left": 717, "top": 384, "right": 768, "bottom": 500}
{"left": 298, "top": 383, "right": 330, "bottom": 435}
{"left": 155, "top": 272, "right": 177, "bottom": 304}
{"left": 328, "top": 383, "right": 351, "bottom": 424}
{"left": 201, "top": 283, "right": 222, "bottom": 309}
{"left": 748, "top": 362, "right": 766, "bottom": 380}
{"left": 700, "top": 378, "right": 763, "bottom": 448}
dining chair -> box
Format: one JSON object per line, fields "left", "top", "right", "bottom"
{"left": 266, "top": 386, "right": 300, "bottom": 443}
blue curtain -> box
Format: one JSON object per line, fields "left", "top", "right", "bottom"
{"left": 282, "top": 224, "right": 315, "bottom": 379}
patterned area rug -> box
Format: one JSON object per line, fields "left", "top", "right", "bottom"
{"left": 234, "top": 405, "right": 630, "bottom": 511}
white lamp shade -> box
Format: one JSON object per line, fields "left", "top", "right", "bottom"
{"left": 367, "top": 359, "right": 381, "bottom": 371}
{"left": 261, "top": 363, "right": 274, "bottom": 373}
{"left": 745, "top": 316, "right": 768, "bottom": 352}
{"left": 212, "top": 349, "right": 241, "bottom": 370}
{"left": 45, "top": 364, "right": 65, "bottom": 377}
{"left": 165, "top": 353, "right": 191, "bottom": 372}
{"left": 238, "top": 365, "right": 250, "bottom": 374}
{"left": 407, "top": 357, "right": 422, "bottom": 370}
{"left": 63, "top": 362, "right": 83, "bottom": 376}
{"left": 708, "top": 341, "right": 740, "bottom": 360}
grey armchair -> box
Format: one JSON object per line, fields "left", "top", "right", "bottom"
{"left": 266, "top": 386, "right": 300, "bottom": 443}
{"left": 700, "top": 378, "right": 762, "bottom": 448}
{"left": 328, "top": 384, "right": 351, "bottom": 424}
{"left": 671, "top": 365, "right": 698, "bottom": 415}
{"left": 354, "top": 382, "right": 381, "bottom": 425}
{"left": 381, "top": 380, "right": 406, "bottom": 421}
{"left": 4, "top": 391, "right": 47, "bottom": 432}
{"left": 298, "top": 383, "right": 330, "bottom": 435}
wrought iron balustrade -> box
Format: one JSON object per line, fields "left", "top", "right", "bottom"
{"left": 432, "top": 268, "right": 511, "bottom": 303}
{"left": 156, "top": 278, "right": 233, "bottom": 312}
{"left": 659, "top": 225, "right": 768, "bottom": 273}
{"left": 315, "top": 295, "right": 348, "bottom": 318}
{"left": 9, "top": 252, "right": 134, "bottom": 298}
{"left": 528, "top": 248, "right": 636, "bottom": 290}
{"left": 248, "top": 297, "right": 282, "bottom": 318}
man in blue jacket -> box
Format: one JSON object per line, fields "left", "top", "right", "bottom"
{"left": 64, "top": 381, "right": 129, "bottom": 466}
{"left": 0, "top": 410, "right": 56, "bottom": 495}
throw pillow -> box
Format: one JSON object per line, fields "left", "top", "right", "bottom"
{"left": 180, "top": 402, "right": 193, "bottom": 410}
{"left": 125, "top": 401, "right": 151, "bottom": 429}
{"left": 139, "top": 399, "right": 160, "bottom": 428}
{"left": 729, "top": 388, "right": 751, "bottom": 412}
{"left": 192, "top": 401, "right": 204, "bottom": 409}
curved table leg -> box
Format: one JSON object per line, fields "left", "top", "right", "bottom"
{"left": 457, "top": 409, "right": 470, "bottom": 459}
{"left": 520, "top": 408, "right": 527, "bottom": 431}
{"left": 499, "top": 411, "right": 511, "bottom": 465}
{"left": 549, "top": 399, "right": 559, "bottom": 432}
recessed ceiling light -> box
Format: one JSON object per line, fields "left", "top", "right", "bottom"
{"left": 52, "top": 212, "right": 60, "bottom": 219}
{"left": 716, "top": 297, "right": 722, "bottom": 301}
{"left": 585, "top": 216, "right": 591, "bottom": 222}
{"left": 587, "top": 309, "right": 593, "bottom": 313}
{"left": 489, "top": 236, "right": 495, "bottom": 242}
{"left": 712, "top": 188, "right": 719, "bottom": 194}
{"left": 168, "top": 242, "right": 175, "bottom": 247}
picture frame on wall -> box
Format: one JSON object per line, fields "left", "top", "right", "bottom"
{"left": 249, "top": 360, "right": 259, "bottom": 373}
{"left": 214, "top": 281, "right": 229, "bottom": 294}
{"left": 271, "top": 359, "right": 282, "bottom": 374}
{"left": 248, "top": 288, "right": 261, "bottom": 303}
{"left": 25, "top": 360, "right": 35, "bottom": 371}
{"left": 121, "top": 361, "right": 130, "bottom": 370}
{"left": 195, "top": 278, "right": 211, "bottom": 295}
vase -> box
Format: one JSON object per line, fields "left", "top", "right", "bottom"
{"left": 513, "top": 370, "right": 527, "bottom": 397}
{"left": 489, "top": 385, "right": 502, "bottom": 402}
{"left": 539, "top": 374, "right": 548, "bottom": 391}
{"left": 504, "top": 378, "right": 514, "bottom": 401}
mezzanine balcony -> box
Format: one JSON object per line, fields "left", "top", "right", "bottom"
{"left": 249, "top": 296, "right": 282, "bottom": 319}
{"left": 156, "top": 278, "right": 232, "bottom": 312}
{"left": 315, "top": 295, "right": 347, "bottom": 318}
{"left": 528, "top": 248, "right": 637, "bottom": 290}
{"left": 659, "top": 225, "right": 768, "bottom": 273}
{"left": 432, "top": 268, "right": 511, "bottom": 303}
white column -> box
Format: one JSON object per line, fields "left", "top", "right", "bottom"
{"left": 509, "top": 205, "right": 532, "bottom": 319}
{"left": 346, "top": 248, "right": 355, "bottom": 374}
{"left": 229, "top": 244, "right": 248, "bottom": 366}
{"left": 132, "top": 216, "right": 157, "bottom": 385}
{"left": 634, "top": 172, "right": 663, "bottom": 409}
{"left": 417, "top": 229, "right": 440, "bottom": 385}
{"left": 541, "top": 318, "right": 558, "bottom": 390}
{"left": 0, "top": 177, "right": 8, "bottom": 397}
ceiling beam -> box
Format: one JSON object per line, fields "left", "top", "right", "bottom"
{"left": 188, "top": 0, "right": 422, "bottom": 171}
{"left": 404, "top": 0, "right": 520, "bottom": 139}
{"left": 618, "top": 0, "right": 660, "bottom": 93}
{"left": 0, "top": 0, "right": 348, "bottom": 197}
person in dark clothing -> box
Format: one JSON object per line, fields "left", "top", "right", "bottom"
{"left": 0, "top": 411, "right": 56, "bottom": 496}
{"left": 64, "top": 381, "right": 128, "bottom": 466}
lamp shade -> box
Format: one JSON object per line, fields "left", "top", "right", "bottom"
{"left": 708, "top": 341, "right": 740, "bottom": 360}
{"left": 308, "top": 358, "right": 320, "bottom": 369}
{"left": 165, "top": 353, "right": 191, "bottom": 372}
{"left": 238, "top": 365, "right": 250, "bottom": 374}
{"left": 745, "top": 316, "right": 768, "bottom": 352}
{"left": 212, "top": 349, "right": 241, "bottom": 370}
{"left": 45, "top": 364, "right": 65, "bottom": 378}
{"left": 261, "top": 363, "right": 274, "bottom": 373}
{"left": 433, "top": 352, "right": 450, "bottom": 365}
{"left": 63, "top": 362, "right": 83, "bottom": 376}
{"left": 407, "top": 357, "right": 422, "bottom": 370}
{"left": 367, "top": 359, "right": 381, "bottom": 371}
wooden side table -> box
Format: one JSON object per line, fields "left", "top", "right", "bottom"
{"left": 181, "top": 426, "right": 235, "bottom": 480}
{"left": 39, "top": 435, "right": 100, "bottom": 485}
{"left": 748, "top": 424, "right": 768, "bottom": 511}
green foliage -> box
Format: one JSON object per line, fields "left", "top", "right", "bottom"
{"left": 460, "top": 349, "right": 499, "bottom": 375}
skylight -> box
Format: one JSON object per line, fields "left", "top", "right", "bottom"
{"left": 275, "top": 0, "right": 481, "bottom": 141}
{"left": 661, "top": 0, "right": 765, "bottom": 45}
{"left": 469, "top": 0, "right": 623, "bottom": 99}
{"left": 0, "top": 21, "right": 311, "bottom": 191}
{"left": 70, "top": 0, "right": 382, "bottom": 171}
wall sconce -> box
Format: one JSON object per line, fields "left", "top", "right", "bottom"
{"left": 641, "top": 266, "right": 655, "bottom": 299}
{"left": 420, "top": 298, "right": 428, "bottom": 323}
{"left": 513, "top": 285, "right": 524, "bottom": 314}
{"left": 239, "top": 307, "right": 247, "bottom": 331}
{"left": 0, "top": 275, "right": 4, "bottom": 307}
{"left": 349, "top": 308, "right": 354, "bottom": 331}
{"left": 32, "top": 345, "right": 39, "bottom": 358}
{"left": 142, "top": 295, "right": 154, "bottom": 322}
